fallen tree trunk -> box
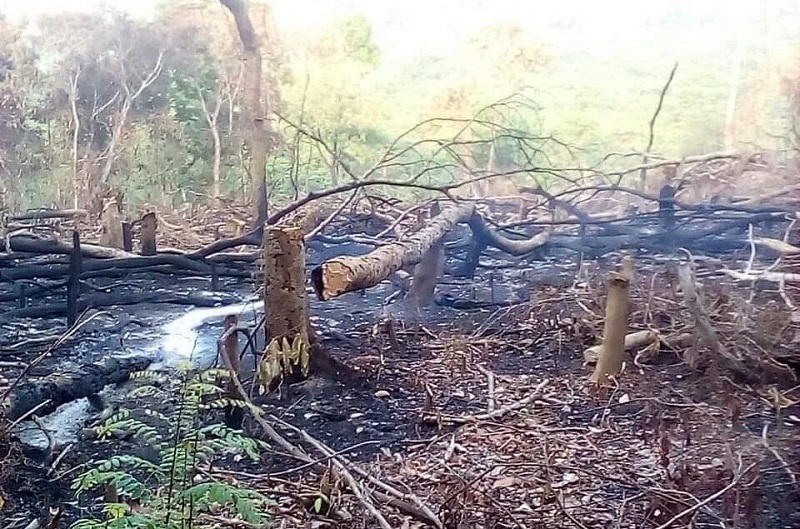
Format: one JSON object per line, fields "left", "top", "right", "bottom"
{"left": 10, "top": 209, "right": 88, "bottom": 221}
{"left": 0, "top": 253, "right": 213, "bottom": 282}
{"left": 2, "top": 235, "right": 133, "bottom": 259}
{"left": 8, "top": 354, "right": 151, "bottom": 420}
{"left": 0, "top": 291, "right": 242, "bottom": 320}
{"left": 311, "top": 202, "right": 475, "bottom": 300}
{"left": 467, "top": 214, "right": 550, "bottom": 256}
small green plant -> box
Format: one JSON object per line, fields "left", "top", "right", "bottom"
{"left": 70, "top": 370, "right": 272, "bottom": 529}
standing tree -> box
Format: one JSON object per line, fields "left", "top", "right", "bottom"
{"left": 219, "top": 0, "right": 272, "bottom": 226}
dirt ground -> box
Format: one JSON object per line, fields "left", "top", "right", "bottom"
{"left": 1, "top": 245, "right": 799, "bottom": 529}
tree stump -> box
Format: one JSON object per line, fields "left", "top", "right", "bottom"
{"left": 591, "top": 256, "right": 634, "bottom": 384}
{"left": 139, "top": 212, "right": 158, "bottom": 256}
{"left": 263, "top": 227, "right": 311, "bottom": 384}
{"left": 98, "top": 197, "right": 124, "bottom": 249}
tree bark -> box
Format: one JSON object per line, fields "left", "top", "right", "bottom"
{"left": 311, "top": 203, "right": 475, "bottom": 300}
{"left": 220, "top": 0, "right": 270, "bottom": 227}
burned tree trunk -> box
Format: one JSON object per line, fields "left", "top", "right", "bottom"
{"left": 8, "top": 355, "right": 151, "bottom": 421}
{"left": 659, "top": 184, "right": 676, "bottom": 230}
{"left": 312, "top": 202, "right": 475, "bottom": 300}
{"left": 262, "top": 226, "right": 311, "bottom": 383}
{"left": 467, "top": 214, "right": 550, "bottom": 256}
{"left": 66, "top": 230, "right": 82, "bottom": 327}
{"left": 265, "top": 227, "right": 309, "bottom": 347}
{"left": 139, "top": 212, "right": 158, "bottom": 256}
{"left": 262, "top": 226, "right": 353, "bottom": 382}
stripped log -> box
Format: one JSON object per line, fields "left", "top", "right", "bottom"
{"left": 311, "top": 202, "right": 475, "bottom": 300}
{"left": 591, "top": 256, "right": 634, "bottom": 384}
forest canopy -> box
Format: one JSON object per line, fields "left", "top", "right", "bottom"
{"left": 0, "top": 0, "right": 798, "bottom": 212}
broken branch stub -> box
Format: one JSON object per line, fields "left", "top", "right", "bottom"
{"left": 591, "top": 256, "right": 634, "bottom": 384}
{"left": 311, "top": 202, "right": 475, "bottom": 300}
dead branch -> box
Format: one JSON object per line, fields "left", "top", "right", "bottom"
{"left": 422, "top": 378, "right": 549, "bottom": 425}
{"left": 677, "top": 259, "right": 750, "bottom": 377}
{"left": 639, "top": 63, "right": 679, "bottom": 189}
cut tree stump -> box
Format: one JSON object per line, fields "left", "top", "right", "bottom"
{"left": 139, "top": 212, "right": 158, "bottom": 256}
{"left": 265, "top": 226, "right": 357, "bottom": 381}
{"left": 265, "top": 227, "right": 309, "bottom": 346}
{"left": 591, "top": 256, "right": 634, "bottom": 384}
{"left": 99, "top": 197, "right": 124, "bottom": 249}
{"left": 311, "top": 202, "right": 475, "bottom": 300}
{"left": 264, "top": 226, "right": 312, "bottom": 383}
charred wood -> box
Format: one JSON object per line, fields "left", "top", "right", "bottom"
{"left": 66, "top": 231, "right": 82, "bottom": 326}
{"left": 7, "top": 354, "right": 151, "bottom": 421}
{"left": 0, "top": 291, "right": 242, "bottom": 321}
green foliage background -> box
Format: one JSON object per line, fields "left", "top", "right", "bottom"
{"left": 0, "top": 0, "right": 797, "bottom": 210}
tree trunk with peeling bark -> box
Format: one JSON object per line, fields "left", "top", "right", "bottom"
{"left": 220, "top": 0, "right": 270, "bottom": 227}
{"left": 312, "top": 203, "right": 475, "bottom": 300}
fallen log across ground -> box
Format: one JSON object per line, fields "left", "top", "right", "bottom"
{"left": 0, "top": 290, "right": 243, "bottom": 321}
{"left": 10, "top": 209, "right": 88, "bottom": 221}
{"left": 311, "top": 202, "right": 475, "bottom": 300}
{"left": 0, "top": 252, "right": 230, "bottom": 282}
{"left": 1, "top": 235, "right": 133, "bottom": 259}
{"left": 311, "top": 197, "right": 796, "bottom": 300}
{"left": 311, "top": 202, "right": 556, "bottom": 300}
{"left": 7, "top": 354, "right": 151, "bottom": 420}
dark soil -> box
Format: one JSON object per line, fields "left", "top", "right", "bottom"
{"left": 1, "top": 243, "right": 799, "bottom": 529}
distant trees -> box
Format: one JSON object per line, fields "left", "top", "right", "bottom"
{"left": 36, "top": 12, "right": 167, "bottom": 211}
{"left": 0, "top": 2, "right": 797, "bottom": 215}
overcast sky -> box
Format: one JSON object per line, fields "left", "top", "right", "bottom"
{"left": 0, "top": 0, "right": 767, "bottom": 62}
